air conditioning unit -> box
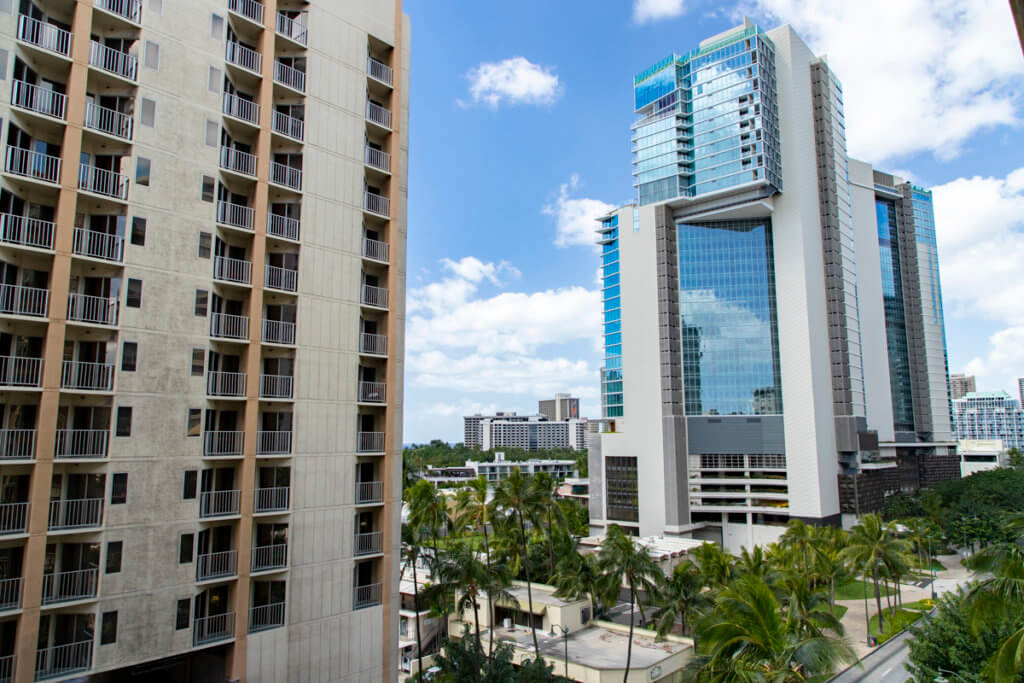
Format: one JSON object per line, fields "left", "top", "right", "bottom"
{"left": 503, "top": 618, "right": 513, "bottom": 630}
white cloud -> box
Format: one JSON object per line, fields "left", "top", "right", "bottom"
{"left": 462, "top": 57, "right": 561, "bottom": 108}
{"left": 964, "top": 327, "right": 1024, "bottom": 394}
{"left": 543, "top": 174, "right": 615, "bottom": 249}
{"left": 633, "top": 0, "right": 686, "bottom": 23}
{"left": 742, "top": 0, "right": 1024, "bottom": 162}
{"left": 408, "top": 256, "right": 519, "bottom": 317}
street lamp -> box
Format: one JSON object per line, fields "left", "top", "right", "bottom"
{"left": 934, "top": 667, "right": 968, "bottom": 682}
{"left": 549, "top": 623, "right": 570, "bottom": 680}
{"left": 928, "top": 532, "right": 936, "bottom": 601}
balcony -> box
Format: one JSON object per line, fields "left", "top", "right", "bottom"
{"left": 364, "top": 145, "right": 390, "bottom": 173}
{"left": 199, "top": 489, "right": 241, "bottom": 518}
{"left": 210, "top": 312, "right": 249, "bottom": 341}
{"left": 249, "top": 601, "right": 286, "bottom": 633}
{"left": 84, "top": 102, "right": 133, "bottom": 140}
{"left": 251, "top": 543, "right": 287, "bottom": 571}
{"left": 359, "top": 332, "right": 387, "bottom": 356}
{"left": 273, "top": 61, "right": 306, "bottom": 93}
{"left": 41, "top": 567, "right": 98, "bottom": 605}
{"left": 267, "top": 213, "right": 300, "bottom": 241}
{"left": 48, "top": 498, "right": 103, "bottom": 531}
{"left": 196, "top": 549, "right": 237, "bottom": 582}
{"left": 367, "top": 56, "right": 393, "bottom": 87}
{"left": 11, "top": 80, "right": 67, "bottom": 120}
{"left": 35, "top": 640, "right": 92, "bottom": 681}
{"left": 272, "top": 110, "right": 304, "bottom": 141}
{"left": 207, "top": 371, "right": 246, "bottom": 398}
{"left": 360, "top": 283, "right": 388, "bottom": 309}
{"left": 262, "top": 319, "right": 295, "bottom": 345}
{"left": 0, "top": 576, "right": 22, "bottom": 611}
{"left": 0, "top": 284, "right": 49, "bottom": 318}
{"left": 5, "top": 146, "right": 60, "bottom": 185}
{"left": 214, "top": 255, "right": 253, "bottom": 285}
{"left": 72, "top": 227, "right": 123, "bottom": 262}
{"left": 94, "top": 0, "right": 143, "bottom": 24}
{"left": 0, "top": 356, "right": 42, "bottom": 388}
{"left": 0, "top": 213, "right": 55, "bottom": 250}
{"left": 357, "top": 432, "right": 385, "bottom": 454}
{"left": 17, "top": 15, "right": 71, "bottom": 58}
{"left": 0, "top": 502, "right": 28, "bottom": 534}
{"left": 269, "top": 161, "right": 301, "bottom": 191}
{"left": 264, "top": 264, "right": 297, "bottom": 292}
{"left": 354, "top": 530, "right": 383, "bottom": 557}
{"left": 205, "top": 431, "right": 243, "bottom": 457}
{"left": 89, "top": 41, "right": 138, "bottom": 82}
{"left": 358, "top": 381, "right": 386, "bottom": 404}
{"left": 223, "top": 92, "right": 260, "bottom": 126}
{"left": 354, "top": 582, "right": 382, "bottom": 609}
{"left": 259, "top": 374, "right": 293, "bottom": 400}
{"left": 0, "top": 429, "right": 35, "bottom": 460}
{"left": 193, "top": 612, "right": 234, "bottom": 647}
{"left": 228, "top": 0, "right": 264, "bottom": 24}
{"left": 356, "top": 480, "right": 384, "bottom": 505}
{"left": 61, "top": 360, "right": 115, "bottom": 392}
{"left": 225, "top": 41, "right": 262, "bottom": 75}
{"left": 362, "top": 237, "right": 389, "bottom": 264}
{"left": 275, "top": 11, "right": 307, "bottom": 45}
{"left": 365, "top": 101, "right": 392, "bottom": 130}
{"left": 67, "top": 293, "right": 118, "bottom": 326}
{"left": 216, "top": 200, "right": 254, "bottom": 231}
{"left": 254, "top": 486, "right": 289, "bottom": 513}
{"left": 256, "top": 430, "right": 291, "bottom": 456}
{"left": 220, "top": 146, "right": 258, "bottom": 178}
{"left": 363, "top": 191, "right": 390, "bottom": 219}
{"left": 55, "top": 429, "right": 108, "bottom": 459}
{"left": 79, "top": 163, "right": 129, "bottom": 201}
{"left": 0, "top": 655, "right": 10, "bottom": 683}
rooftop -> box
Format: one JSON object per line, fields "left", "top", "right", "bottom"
{"left": 578, "top": 535, "right": 706, "bottom": 560}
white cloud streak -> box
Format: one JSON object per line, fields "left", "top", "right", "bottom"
{"left": 633, "top": 0, "right": 686, "bottom": 23}
{"left": 462, "top": 57, "right": 561, "bottom": 108}
{"left": 543, "top": 174, "right": 615, "bottom": 249}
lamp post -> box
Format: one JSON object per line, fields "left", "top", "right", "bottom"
{"left": 862, "top": 569, "right": 873, "bottom": 647}
{"left": 549, "top": 623, "right": 570, "bottom": 680}
{"left": 928, "top": 532, "right": 936, "bottom": 601}
{"left": 934, "top": 667, "right": 968, "bottom": 682}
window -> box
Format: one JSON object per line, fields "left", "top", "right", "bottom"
{"left": 191, "top": 350, "right": 205, "bottom": 376}
{"left": 131, "top": 217, "right": 146, "bottom": 246}
{"left": 136, "top": 157, "right": 151, "bottom": 186}
{"left": 140, "top": 98, "right": 156, "bottom": 127}
{"left": 121, "top": 342, "right": 137, "bottom": 371}
{"left": 183, "top": 470, "right": 197, "bottom": 498}
{"left": 208, "top": 67, "right": 220, "bottom": 92}
{"left": 106, "top": 541, "right": 123, "bottom": 574}
{"left": 179, "top": 533, "right": 194, "bottom": 563}
{"left": 111, "top": 473, "right": 127, "bottom": 504}
{"left": 101, "top": 611, "right": 118, "bottom": 645}
{"left": 187, "top": 409, "right": 202, "bottom": 437}
{"left": 126, "top": 279, "right": 142, "bottom": 308}
{"left": 116, "top": 407, "right": 132, "bottom": 437}
{"left": 211, "top": 13, "right": 224, "bottom": 38}
{"left": 204, "top": 121, "right": 218, "bottom": 147}
{"left": 197, "top": 232, "right": 211, "bottom": 258}
{"left": 176, "top": 599, "right": 190, "bottom": 630}
{"left": 201, "top": 176, "right": 215, "bottom": 202}
{"left": 194, "top": 290, "right": 208, "bottom": 316}
{"left": 144, "top": 41, "right": 160, "bottom": 70}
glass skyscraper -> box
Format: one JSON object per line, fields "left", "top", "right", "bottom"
{"left": 597, "top": 213, "right": 624, "bottom": 417}
{"left": 876, "top": 198, "right": 915, "bottom": 432}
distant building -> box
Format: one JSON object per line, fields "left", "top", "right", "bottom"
{"left": 959, "top": 439, "right": 1005, "bottom": 477}
{"left": 463, "top": 411, "right": 530, "bottom": 448}
{"left": 422, "top": 453, "right": 578, "bottom": 488}
{"left": 465, "top": 394, "right": 589, "bottom": 451}
{"left": 1019, "top": 377, "right": 1024, "bottom": 409}
{"left": 538, "top": 393, "right": 581, "bottom": 420}
{"left": 953, "top": 391, "right": 1024, "bottom": 450}
{"left": 555, "top": 477, "right": 590, "bottom": 507}
{"left": 950, "top": 374, "right": 977, "bottom": 400}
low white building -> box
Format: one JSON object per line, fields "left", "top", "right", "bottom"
{"left": 959, "top": 439, "right": 1005, "bottom": 477}
{"left": 422, "top": 452, "right": 578, "bottom": 488}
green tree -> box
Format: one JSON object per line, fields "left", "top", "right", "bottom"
{"left": 1007, "top": 447, "right": 1023, "bottom": 471}
{"left": 531, "top": 472, "right": 568, "bottom": 580}
{"left": 652, "top": 560, "right": 711, "bottom": 639}
{"left": 551, "top": 550, "right": 603, "bottom": 621}
{"left": 401, "top": 523, "right": 428, "bottom": 678}
{"left": 407, "top": 479, "right": 449, "bottom": 557}
{"left": 691, "top": 541, "right": 735, "bottom": 589}
{"left": 840, "top": 513, "right": 910, "bottom": 634}
{"left": 779, "top": 519, "right": 816, "bottom": 571}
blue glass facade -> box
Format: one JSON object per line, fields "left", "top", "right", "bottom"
{"left": 677, "top": 219, "right": 782, "bottom": 415}
{"left": 598, "top": 213, "right": 624, "bottom": 417}
{"left": 876, "top": 198, "right": 915, "bottom": 432}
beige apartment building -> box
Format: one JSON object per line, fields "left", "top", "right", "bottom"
{"left": 0, "top": 0, "right": 407, "bottom": 680}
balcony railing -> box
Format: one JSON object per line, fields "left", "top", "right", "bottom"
{"left": 193, "top": 612, "right": 234, "bottom": 647}
{"left": 95, "top": 0, "right": 143, "bottom": 23}
{"left": 220, "top": 146, "right": 257, "bottom": 177}
{"left": 223, "top": 92, "right": 260, "bottom": 125}
{"left": 354, "top": 530, "right": 383, "bottom": 556}
{"left": 216, "top": 200, "right": 254, "bottom": 231}
{"left": 267, "top": 213, "right": 300, "bottom": 241}
{"left": 55, "top": 429, "right": 108, "bottom": 459}
{"left": 274, "top": 61, "right": 306, "bottom": 93}
{"left": 354, "top": 582, "right": 382, "bottom": 609}
{"left": 35, "top": 640, "right": 92, "bottom": 681}
{"left": 260, "top": 374, "right": 293, "bottom": 400}
{"left": 207, "top": 371, "right": 246, "bottom": 397}
{"left": 272, "top": 110, "right": 304, "bottom": 141}
{"left": 0, "top": 429, "right": 35, "bottom": 460}
{"left": 199, "top": 489, "right": 241, "bottom": 518}
{"left": 41, "top": 567, "right": 98, "bottom": 604}
{"left": 89, "top": 41, "right": 138, "bottom": 81}
{"left": 0, "top": 576, "right": 21, "bottom": 611}
{"left": 364, "top": 145, "right": 391, "bottom": 173}
{"left": 67, "top": 292, "right": 118, "bottom": 326}
{"left": 72, "top": 227, "right": 123, "bottom": 261}
{"left": 48, "top": 498, "right": 103, "bottom": 530}
{"left": 228, "top": 0, "right": 264, "bottom": 24}
{"left": 362, "top": 236, "right": 389, "bottom": 263}
{"left": 275, "top": 11, "right": 307, "bottom": 44}
{"left": 249, "top": 601, "right": 286, "bottom": 633}
{"left": 0, "top": 502, "right": 28, "bottom": 534}
{"left": 0, "top": 213, "right": 54, "bottom": 250}
{"left": 357, "top": 432, "right": 385, "bottom": 453}
{"left": 262, "top": 319, "right": 295, "bottom": 345}
{"left": 61, "top": 360, "right": 115, "bottom": 391}
{"left": 196, "top": 549, "right": 237, "bottom": 581}
{"left": 214, "top": 255, "right": 253, "bottom": 285}
{"left": 84, "top": 101, "right": 133, "bottom": 140}
{"left": 204, "top": 430, "right": 243, "bottom": 457}
{"left": 210, "top": 312, "right": 249, "bottom": 340}
{"left": 0, "top": 654, "right": 11, "bottom": 683}
{"left": 358, "top": 381, "right": 386, "bottom": 404}
{"left": 11, "top": 79, "right": 66, "bottom": 120}
{"left": 79, "top": 164, "right": 129, "bottom": 200}
{"left": 359, "top": 332, "right": 387, "bottom": 356}
{"left": 366, "top": 101, "right": 392, "bottom": 129}
{"left": 363, "top": 191, "right": 390, "bottom": 218}
{"left": 0, "top": 356, "right": 42, "bottom": 387}
{"left": 356, "top": 481, "right": 384, "bottom": 505}
{"left": 5, "top": 146, "right": 60, "bottom": 184}
{"left": 254, "top": 486, "right": 289, "bottom": 513}
{"left": 361, "top": 283, "right": 388, "bottom": 309}
{"left": 0, "top": 284, "right": 49, "bottom": 318}
{"left": 17, "top": 15, "right": 71, "bottom": 57}
{"left": 257, "top": 431, "right": 291, "bottom": 456}
{"left": 264, "top": 264, "right": 298, "bottom": 292}
{"left": 270, "top": 162, "right": 302, "bottom": 190}
{"left": 225, "top": 41, "right": 262, "bottom": 74}
{"left": 251, "top": 543, "right": 287, "bottom": 571}
{"left": 367, "top": 57, "right": 393, "bottom": 86}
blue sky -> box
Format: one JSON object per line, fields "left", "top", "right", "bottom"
{"left": 401, "top": 0, "right": 1024, "bottom": 444}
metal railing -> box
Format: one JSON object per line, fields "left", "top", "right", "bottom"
{"left": 41, "top": 567, "right": 98, "bottom": 604}
{"left": 228, "top": 0, "right": 264, "bottom": 23}
{"left": 275, "top": 11, "right": 307, "bottom": 44}
{"left": 257, "top": 431, "right": 291, "bottom": 455}
{"left": 72, "top": 226, "right": 123, "bottom": 261}
{"left": 207, "top": 371, "right": 246, "bottom": 397}
{"left": 216, "top": 200, "right": 254, "bottom": 231}
{"left": 0, "top": 429, "right": 35, "bottom": 460}
{"left": 262, "top": 318, "right": 295, "bottom": 345}
{"left": 11, "top": 79, "right": 66, "bottom": 119}
{"left": 220, "top": 146, "right": 257, "bottom": 177}
{"left": 274, "top": 61, "right": 306, "bottom": 93}
{"left": 61, "top": 360, "right": 114, "bottom": 391}
{"left": 359, "top": 332, "right": 387, "bottom": 356}
{"left": 249, "top": 601, "right": 286, "bottom": 632}
{"left": 210, "top": 312, "right": 249, "bottom": 340}
{"left": 270, "top": 162, "right": 302, "bottom": 190}
{"left": 196, "top": 549, "right": 237, "bottom": 581}
{"left": 67, "top": 292, "right": 118, "bottom": 326}
{"left": 199, "top": 489, "right": 241, "bottom": 518}
{"left": 363, "top": 191, "right": 390, "bottom": 218}
{"left": 361, "top": 283, "right": 389, "bottom": 308}
{"left": 362, "top": 236, "right": 389, "bottom": 263}
{"left": 0, "top": 577, "right": 21, "bottom": 610}
{"left": 267, "top": 213, "right": 300, "bottom": 241}
{"left": 79, "top": 164, "right": 129, "bottom": 200}
{"left": 358, "top": 381, "right": 386, "bottom": 403}
{"left": 35, "top": 640, "right": 92, "bottom": 680}
{"left": 354, "top": 582, "right": 382, "bottom": 609}
{"left": 193, "top": 612, "right": 234, "bottom": 647}
{"left": 214, "top": 255, "right": 253, "bottom": 285}
{"left": 366, "top": 101, "right": 392, "bottom": 129}
{"left": 356, "top": 481, "right": 384, "bottom": 505}
{"left": 0, "top": 283, "right": 49, "bottom": 318}
{"left": 0, "top": 654, "right": 11, "bottom": 683}
{"left": 260, "top": 374, "right": 293, "bottom": 400}
{"left": 48, "top": 498, "right": 103, "bottom": 530}
{"left": 0, "top": 502, "right": 28, "bottom": 534}
{"left": 264, "top": 264, "right": 298, "bottom": 292}
{"left": 367, "top": 57, "right": 393, "bottom": 86}
{"left": 17, "top": 15, "right": 71, "bottom": 57}
{"left": 95, "top": 0, "right": 142, "bottom": 23}
{"left": 357, "top": 432, "right": 385, "bottom": 453}
{"left": 251, "top": 543, "right": 287, "bottom": 571}
{"left": 364, "top": 145, "right": 391, "bottom": 173}
{"left": 55, "top": 429, "right": 108, "bottom": 459}
{"left": 89, "top": 41, "right": 138, "bottom": 81}
{"left": 0, "top": 213, "right": 54, "bottom": 250}
{"left": 225, "top": 41, "right": 262, "bottom": 74}
{"left": 0, "top": 356, "right": 42, "bottom": 387}
{"left": 254, "top": 486, "right": 289, "bottom": 513}
{"left": 354, "top": 531, "right": 383, "bottom": 556}
{"left": 5, "top": 146, "right": 61, "bottom": 184}
{"left": 272, "top": 109, "right": 304, "bottom": 141}
{"left": 204, "top": 431, "right": 243, "bottom": 457}
{"left": 84, "top": 101, "right": 133, "bottom": 140}
{"left": 223, "top": 92, "right": 260, "bottom": 125}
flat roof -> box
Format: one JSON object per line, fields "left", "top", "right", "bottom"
{"left": 579, "top": 535, "right": 706, "bottom": 559}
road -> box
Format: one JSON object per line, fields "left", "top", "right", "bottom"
{"left": 832, "top": 629, "right": 913, "bottom": 683}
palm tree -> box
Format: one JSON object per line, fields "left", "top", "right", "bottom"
{"left": 652, "top": 560, "right": 711, "bottom": 639}
{"left": 813, "top": 543, "right": 849, "bottom": 611}
{"left": 780, "top": 518, "right": 816, "bottom": 575}
{"left": 401, "top": 523, "right": 427, "bottom": 678}
{"left": 692, "top": 541, "right": 736, "bottom": 589}
{"left": 840, "top": 513, "right": 910, "bottom": 634}
{"left": 407, "top": 479, "right": 449, "bottom": 558}
{"left": 597, "top": 525, "right": 663, "bottom": 683}
{"left": 736, "top": 545, "right": 776, "bottom": 584}
{"left": 551, "top": 549, "right": 602, "bottom": 622}
{"left": 454, "top": 476, "right": 497, "bottom": 657}
{"left": 530, "top": 472, "right": 568, "bottom": 580}
{"left": 777, "top": 569, "right": 847, "bottom": 639}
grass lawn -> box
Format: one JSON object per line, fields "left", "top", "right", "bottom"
{"left": 834, "top": 579, "right": 895, "bottom": 601}
{"left": 900, "top": 599, "right": 936, "bottom": 611}
{"left": 869, "top": 607, "right": 925, "bottom": 643}
{"left": 831, "top": 604, "right": 848, "bottom": 620}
